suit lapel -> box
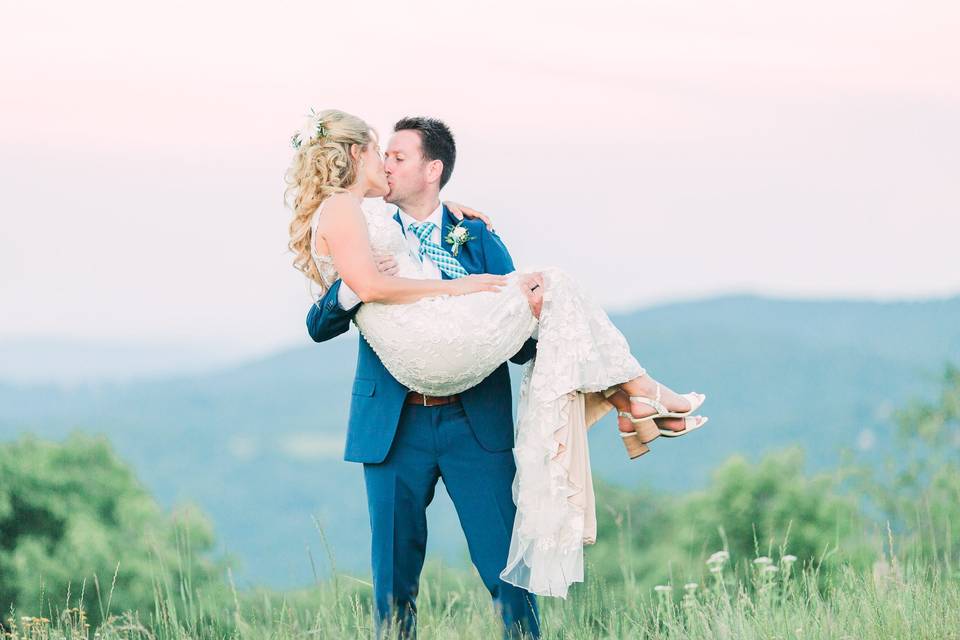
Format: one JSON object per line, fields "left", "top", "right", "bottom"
{"left": 393, "top": 205, "right": 474, "bottom": 280}
{"left": 441, "top": 205, "right": 477, "bottom": 276}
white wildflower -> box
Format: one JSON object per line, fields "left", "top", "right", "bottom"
{"left": 684, "top": 583, "right": 698, "bottom": 594}
{"left": 781, "top": 554, "right": 797, "bottom": 566}
{"left": 707, "top": 550, "right": 730, "bottom": 566}
{"left": 753, "top": 556, "right": 772, "bottom": 566}
{"left": 709, "top": 565, "right": 723, "bottom": 574}
{"left": 762, "top": 565, "right": 779, "bottom": 574}
{"left": 654, "top": 585, "right": 673, "bottom": 593}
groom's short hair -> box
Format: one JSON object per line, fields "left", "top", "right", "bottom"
{"left": 394, "top": 116, "right": 456, "bottom": 189}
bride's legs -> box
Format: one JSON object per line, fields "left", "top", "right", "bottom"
{"left": 526, "top": 266, "right": 705, "bottom": 432}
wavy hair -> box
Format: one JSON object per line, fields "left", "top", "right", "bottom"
{"left": 284, "top": 109, "right": 372, "bottom": 291}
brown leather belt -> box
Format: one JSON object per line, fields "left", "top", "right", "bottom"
{"left": 406, "top": 391, "right": 461, "bottom": 406}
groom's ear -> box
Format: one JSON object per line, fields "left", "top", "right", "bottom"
{"left": 425, "top": 158, "right": 444, "bottom": 185}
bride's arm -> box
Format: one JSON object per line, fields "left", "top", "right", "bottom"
{"left": 320, "top": 196, "right": 506, "bottom": 304}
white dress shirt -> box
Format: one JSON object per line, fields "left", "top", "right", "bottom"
{"left": 337, "top": 202, "right": 445, "bottom": 309}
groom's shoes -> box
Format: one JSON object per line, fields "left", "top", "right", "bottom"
{"left": 405, "top": 391, "right": 461, "bottom": 407}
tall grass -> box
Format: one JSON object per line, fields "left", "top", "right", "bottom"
{"left": 5, "top": 532, "right": 959, "bottom": 640}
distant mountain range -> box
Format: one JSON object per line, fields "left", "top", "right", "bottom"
{"left": 2, "top": 293, "right": 958, "bottom": 589}
{"left": 0, "top": 337, "right": 243, "bottom": 384}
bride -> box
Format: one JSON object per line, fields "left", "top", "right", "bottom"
{"left": 286, "top": 109, "right": 708, "bottom": 597}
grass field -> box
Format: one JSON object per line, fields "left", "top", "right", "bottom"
{"left": 5, "top": 368, "right": 957, "bottom": 639}
{"left": 7, "top": 542, "right": 958, "bottom": 640}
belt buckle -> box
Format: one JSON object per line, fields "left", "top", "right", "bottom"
{"left": 422, "top": 393, "right": 429, "bottom": 407}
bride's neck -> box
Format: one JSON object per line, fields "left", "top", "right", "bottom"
{"left": 345, "top": 184, "right": 366, "bottom": 202}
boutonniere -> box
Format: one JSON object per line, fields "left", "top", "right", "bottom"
{"left": 444, "top": 222, "right": 476, "bottom": 257}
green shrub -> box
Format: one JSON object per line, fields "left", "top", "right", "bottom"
{"left": 0, "top": 432, "right": 230, "bottom": 627}
{"left": 591, "top": 448, "right": 874, "bottom": 591}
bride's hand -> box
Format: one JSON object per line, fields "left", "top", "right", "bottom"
{"left": 448, "top": 273, "right": 508, "bottom": 296}
{"left": 444, "top": 201, "right": 494, "bottom": 231}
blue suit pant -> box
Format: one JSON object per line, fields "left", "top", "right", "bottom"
{"left": 362, "top": 402, "right": 540, "bottom": 639}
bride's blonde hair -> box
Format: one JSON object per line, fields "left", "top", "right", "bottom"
{"left": 284, "top": 109, "right": 372, "bottom": 289}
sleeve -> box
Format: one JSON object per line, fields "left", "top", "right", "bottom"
{"left": 478, "top": 225, "right": 538, "bottom": 365}
{"left": 306, "top": 279, "right": 361, "bottom": 343}
{"left": 479, "top": 227, "right": 516, "bottom": 275}
{"left": 337, "top": 281, "right": 362, "bottom": 310}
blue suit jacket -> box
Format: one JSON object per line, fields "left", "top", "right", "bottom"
{"left": 306, "top": 205, "right": 537, "bottom": 464}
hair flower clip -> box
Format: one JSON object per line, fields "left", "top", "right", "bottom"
{"left": 291, "top": 108, "right": 328, "bottom": 149}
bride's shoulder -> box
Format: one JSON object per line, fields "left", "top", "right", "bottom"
{"left": 323, "top": 192, "right": 360, "bottom": 211}
{"left": 316, "top": 193, "right": 362, "bottom": 224}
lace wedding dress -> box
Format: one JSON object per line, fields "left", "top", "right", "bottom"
{"left": 312, "top": 202, "right": 646, "bottom": 598}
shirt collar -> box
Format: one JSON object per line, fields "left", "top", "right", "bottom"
{"left": 399, "top": 202, "right": 444, "bottom": 233}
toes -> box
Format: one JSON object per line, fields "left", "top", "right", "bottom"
{"left": 681, "top": 393, "right": 702, "bottom": 413}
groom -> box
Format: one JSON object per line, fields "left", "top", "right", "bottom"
{"left": 306, "top": 117, "right": 544, "bottom": 639}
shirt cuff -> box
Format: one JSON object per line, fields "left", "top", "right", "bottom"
{"left": 337, "top": 282, "right": 362, "bottom": 310}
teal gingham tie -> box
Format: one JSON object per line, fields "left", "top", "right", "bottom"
{"left": 408, "top": 221, "right": 469, "bottom": 279}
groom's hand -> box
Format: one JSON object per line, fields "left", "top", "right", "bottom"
{"left": 518, "top": 273, "right": 544, "bottom": 319}
{"left": 375, "top": 254, "right": 399, "bottom": 276}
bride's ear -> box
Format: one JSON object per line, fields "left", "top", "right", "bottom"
{"left": 349, "top": 143, "right": 360, "bottom": 162}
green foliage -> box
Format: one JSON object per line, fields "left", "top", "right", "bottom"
{"left": 683, "top": 449, "right": 872, "bottom": 569}
{"left": 853, "top": 363, "right": 960, "bottom": 564}
{"left": 0, "top": 432, "right": 230, "bottom": 627}
{"left": 590, "top": 448, "right": 874, "bottom": 591}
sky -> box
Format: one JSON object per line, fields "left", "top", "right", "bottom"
{"left": 1, "top": 0, "right": 958, "bottom": 360}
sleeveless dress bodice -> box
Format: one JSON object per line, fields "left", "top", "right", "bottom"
{"left": 310, "top": 201, "right": 425, "bottom": 289}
